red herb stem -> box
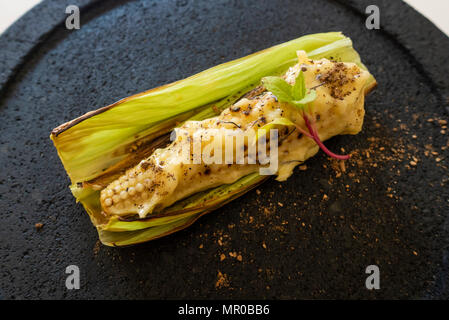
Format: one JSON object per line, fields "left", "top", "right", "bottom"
{"left": 302, "top": 112, "right": 351, "bottom": 160}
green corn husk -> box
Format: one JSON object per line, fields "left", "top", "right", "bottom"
{"left": 51, "top": 32, "right": 376, "bottom": 246}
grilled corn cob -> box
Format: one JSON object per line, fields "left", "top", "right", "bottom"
{"left": 100, "top": 51, "right": 371, "bottom": 219}
{"left": 50, "top": 32, "right": 376, "bottom": 246}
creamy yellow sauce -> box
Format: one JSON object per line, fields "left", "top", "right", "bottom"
{"left": 100, "top": 51, "right": 370, "bottom": 218}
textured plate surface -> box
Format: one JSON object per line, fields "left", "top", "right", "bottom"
{"left": 0, "top": 0, "right": 448, "bottom": 299}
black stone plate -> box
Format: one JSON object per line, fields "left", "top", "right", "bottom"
{"left": 1, "top": 0, "right": 448, "bottom": 299}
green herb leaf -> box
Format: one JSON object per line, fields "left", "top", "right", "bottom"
{"left": 292, "top": 89, "right": 317, "bottom": 107}
{"left": 253, "top": 117, "right": 296, "bottom": 145}
{"left": 292, "top": 71, "right": 306, "bottom": 100}
{"left": 262, "top": 71, "right": 316, "bottom": 111}
{"left": 261, "top": 76, "right": 293, "bottom": 103}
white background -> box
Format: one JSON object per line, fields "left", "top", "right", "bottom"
{"left": 0, "top": 0, "right": 448, "bottom": 36}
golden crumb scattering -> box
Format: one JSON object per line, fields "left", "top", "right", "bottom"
{"left": 215, "top": 271, "right": 229, "bottom": 288}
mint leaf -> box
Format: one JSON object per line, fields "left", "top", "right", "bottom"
{"left": 292, "top": 89, "right": 316, "bottom": 107}
{"left": 262, "top": 72, "right": 316, "bottom": 110}
{"left": 292, "top": 71, "right": 306, "bottom": 101}
{"left": 261, "top": 76, "right": 293, "bottom": 103}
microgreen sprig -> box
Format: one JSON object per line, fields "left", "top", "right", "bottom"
{"left": 262, "top": 71, "right": 316, "bottom": 110}
{"left": 262, "top": 71, "right": 350, "bottom": 160}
